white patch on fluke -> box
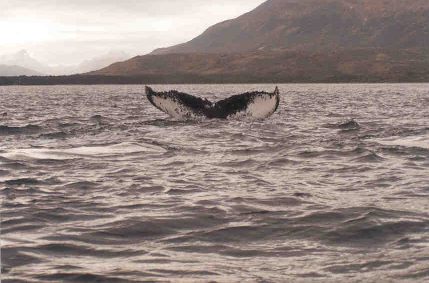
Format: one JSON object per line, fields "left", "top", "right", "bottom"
{"left": 151, "top": 95, "right": 197, "bottom": 119}
{"left": 244, "top": 93, "right": 279, "bottom": 119}
{"left": 227, "top": 93, "right": 279, "bottom": 119}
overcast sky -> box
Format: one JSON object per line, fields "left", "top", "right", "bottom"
{"left": 0, "top": 0, "right": 265, "bottom": 65}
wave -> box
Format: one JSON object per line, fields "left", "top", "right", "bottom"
{"left": 32, "top": 242, "right": 140, "bottom": 258}
{"left": 0, "top": 124, "right": 42, "bottom": 136}
{"left": 157, "top": 207, "right": 429, "bottom": 248}
{"left": 39, "top": 131, "right": 68, "bottom": 139}
{"left": 36, "top": 272, "right": 142, "bottom": 283}
{"left": 352, "top": 152, "right": 385, "bottom": 163}
{"left": 4, "top": 178, "right": 41, "bottom": 186}
{"left": 324, "top": 119, "right": 361, "bottom": 131}
{"left": 1, "top": 247, "right": 43, "bottom": 268}
{"left": 295, "top": 207, "right": 429, "bottom": 247}
{"left": 295, "top": 146, "right": 382, "bottom": 161}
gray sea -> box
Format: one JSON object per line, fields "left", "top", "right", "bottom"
{"left": 1, "top": 84, "right": 429, "bottom": 282}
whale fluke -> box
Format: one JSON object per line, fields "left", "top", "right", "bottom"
{"left": 145, "top": 86, "right": 280, "bottom": 119}
{"left": 146, "top": 86, "right": 212, "bottom": 119}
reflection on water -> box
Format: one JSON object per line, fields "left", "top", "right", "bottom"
{"left": 1, "top": 84, "right": 429, "bottom": 282}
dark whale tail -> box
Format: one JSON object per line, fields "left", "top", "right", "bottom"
{"left": 145, "top": 86, "right": 280, "bottom": 119}
{"left": 146, "top": 86, "right": 212, "bottom": 119}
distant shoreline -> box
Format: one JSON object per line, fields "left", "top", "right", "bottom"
{"left": 1, "top": 75, "right": 428, "bottom": 86}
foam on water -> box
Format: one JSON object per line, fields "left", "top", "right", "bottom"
{"left": 373, "top": 134, "right": 429, "bottom": 149}
{"left": 1, "top": 142, "right": 166, "bottom": 160}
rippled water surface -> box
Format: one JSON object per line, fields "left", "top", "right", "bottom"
{"left": 1, "top": 84, "right": 429, "bottom": 282}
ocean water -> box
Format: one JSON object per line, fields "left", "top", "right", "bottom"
{"left": 1, "top": 84, "right": 428, "bottom": 282}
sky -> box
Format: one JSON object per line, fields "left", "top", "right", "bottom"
{"left": 0, "top": 0, "right": 266, "bottom": 65}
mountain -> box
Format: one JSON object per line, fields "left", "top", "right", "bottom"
{"left": 89, "top": 0, "right": 429, "bottom": 83}
{"left": 0, "top": 50, "right": 47, "bottom": 73}
{"left": 0, "top": 50, "right": 130, "bottom": 75}
{"left": 45, "top": 51, "right": 130, "bottom": 75}
{"left": 152, "top": 0, "right": 429, "bottom": 54}
{"left": 75, "top": 51, "right": 130, "bottom": 74}
{"left": 0, "top": 65, "right": 43, "bottom": 76}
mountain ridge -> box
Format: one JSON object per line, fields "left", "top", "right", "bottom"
{"left": 152, "top": 0, "right": 429, "bottom": 54}
{"left": 89, "top": 0, "right": 429, "bottom": 83}
{"left": 0, "top": 50, "right": 130, "bottom": 76}
{"left": 0, "top": 64, "right": 43, "bottom": 76}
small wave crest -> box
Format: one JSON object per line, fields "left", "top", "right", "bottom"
{"left": 0, "top": 142, "right": 167, "bottom": 161}
{"left": 324, "top": 119, "right": 361, "bottom": 131}
{"left": 373, "top": 134, "right": 429, "bottom": 150}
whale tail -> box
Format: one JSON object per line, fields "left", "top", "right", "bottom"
{"left": 145, "top": 86, "right": 212, "bottom": 119}
{"left": 213, "top": 87, "right": 280, "bottom": 119}
{"left": 145, "top": 86, "right": 280, "bottom": 120}
{"left": 145, "top": 86, "right": 155, "bottom": 95}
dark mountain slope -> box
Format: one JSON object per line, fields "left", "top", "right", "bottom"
{"left": 89, "top": 48, "right": 429, "bottom": 83}
{"left": 88, "top": 0, "right": 429, "bottom": 83}
{"left": 152, "top": 0, "right": 429, "bottom": 54}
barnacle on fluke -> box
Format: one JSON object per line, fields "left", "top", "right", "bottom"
{"left": 145, "top": 86, "right": 280, "bottom": 119}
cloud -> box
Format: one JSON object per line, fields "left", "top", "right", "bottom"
{"left": 0, "top": 0, "right": 265, "bottom": 65}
